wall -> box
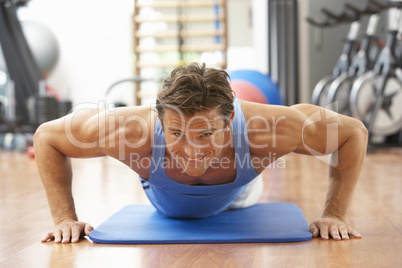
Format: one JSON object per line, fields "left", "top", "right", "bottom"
{"left": 226, "top": 0, "right": 254, "bottom": 71}
{"left": 18, "top": 0, "right": 135, "bottom": 107}
{"left": 12, "top": 0, "right": 274, "bottom": 107}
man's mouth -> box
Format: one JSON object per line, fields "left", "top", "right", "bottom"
{"left": 180, "top": 155, "right": 207, "bottom": 162}
{"left": 185, "top": 156, "right": 205, "bottom": 161}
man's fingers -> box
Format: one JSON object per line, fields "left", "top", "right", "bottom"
{"left": 61, "top": 227, "right": 71, "bottom": 244}
{"left": 41, "top": 221, "right": 94, "bottom": 243}
{"left": 71, "top": 224, "right": 82, "bottom": 243}
{"left": 329, "top": 226, "right": 341, "bottom": 240}
{"left": 309, "top": 223, "right": 319, "bottom": 238}
{"left": 84, "top": 223, "right": 94, "bottom": 236}
{"left": 318, "top": 224, "right": 329, "bottom": 240}
{"left": 41, "top": 233, "right": 54, "bottom": 243}
{"left": 339, "top": 226, "right": 349, "bottom": 240}
{"left": 349, "top": 229, "right": 363, "bottom": 238}
{"left": 311, "top": 217, "right": 363, "bottom": 241}
{"left": 42, "top": 229, "right": 84, "bottom": 244}
{"left": 53, "top": 230, "right": 62, "bottom": 243}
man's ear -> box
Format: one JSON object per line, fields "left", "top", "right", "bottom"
{"left": 226, "top": 111, "right": 235, "bottom": 130}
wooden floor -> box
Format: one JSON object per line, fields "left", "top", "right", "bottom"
{"left": 1, "top": 148, "right": 402, "bottom": 267}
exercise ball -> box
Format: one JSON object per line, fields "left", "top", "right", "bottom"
{"left": 229, "top": 70, "right": 282, "bottom": 105}
{"left": 230, "top": 80, "right": 268, "bottom": 104}
{"left": 21, "top": 21, "right": 60, "bottom": 78}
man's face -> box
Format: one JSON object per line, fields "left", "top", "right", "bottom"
{"left": 162, "top": 108, "right": 233, "bottom": 177}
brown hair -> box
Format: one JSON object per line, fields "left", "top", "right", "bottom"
{"left": 156, "top": 62, "right": 234, "bottom": 124}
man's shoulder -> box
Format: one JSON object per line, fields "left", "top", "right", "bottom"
{"left": 101, "top": 105, "right": 156, "bottom": 158}
{"left": 110, "top": 105, "right": 155, "bottom": 118}
{"left": 107, "top": 105, "right": 157, "bottom": 130}
{"left": 238, "top": 100, "right": 302, "bottom": 157}
{"left": 239, "top": 100, "right": 292, "bottom": 129}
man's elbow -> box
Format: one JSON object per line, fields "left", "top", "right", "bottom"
{"left": 350, "top": 118, "right": 368, "bottom": 146}
{"left": 33, "top": 121, "right": 56, "bottom": 148}
{"left": 34, "top": 122, "right": 47, "bottom": 141}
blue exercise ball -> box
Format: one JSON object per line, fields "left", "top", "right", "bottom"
{"left": 229, "top": 70, "right": 282, "bottom": 105}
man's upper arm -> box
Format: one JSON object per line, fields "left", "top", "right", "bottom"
{"left": 34, "top": 106, "right": 153, "bottom": 159}
{"left": 242, "top": 100, "right": 365, "bottom": 157}
{"left": 241, "top": 100, "right": 305, "bottom": 156}
{"left": 34, "top": 109, "right": 104, "bottom": 158}
{"left": 290, "top": 103, "right": 365, "bottom": 156}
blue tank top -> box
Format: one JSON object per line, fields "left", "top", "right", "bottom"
{"left": 140, "top": 98, "right": 259, "bottom": 218}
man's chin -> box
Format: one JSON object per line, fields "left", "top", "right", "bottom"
{"left": 180, "top": 166, "right": 207, "bottom": 177}
{"left": 178, "top": 162, "right": 209, "bottom": 177}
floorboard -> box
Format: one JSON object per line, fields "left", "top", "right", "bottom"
{"left": 1, "top": 149, "right": 402, "bottom": 267}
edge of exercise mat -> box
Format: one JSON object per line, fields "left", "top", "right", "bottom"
{"left": 88, "top": 203, "right": 313, "bottom": 244}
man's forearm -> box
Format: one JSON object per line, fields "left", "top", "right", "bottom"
{"left": 34, "top": 133, "right": 78, "bottom": 224}
{"left": 322, "top": 128, "right": 367, "bottom": 220}
{"left": 44, "top": 158, "right": 78, "bottom": 225}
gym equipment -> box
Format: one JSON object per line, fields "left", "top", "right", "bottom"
{"left": 105, "top": 77, "right": 163, "bottom": 107}
{"left": 0, "top": 68, "right": 7, "bottom": 121}
{"left": 35, "top": 95, "right": 58, "bottom": 125}
{"left": 133, "top": 0, "right": 228, "bottom": 105}
{"left": 327, "top": 11, "right": 381, "bottom": 115}
{"left": 57, "top": 100, "right": 72, "bottom": 118}
{"left": 310, "top": 4, "right": 361, "bottom": 107}
{"left": 0, "top": 0, "right": 42, "bottom": 129}
{"left": 350, "top": 2, "right": 402, "bottom": 136}
{"left": 27, "top": 145, "right": 34, "bottom": 158}
{"left": 229, "top": 70, "right": 282, "bottom": 105}
{"left": 309, "top": 1, "right": 402, "bottom": 144}
{"left": 230, "top": 80, "right": 268, "bottom": 104}
{"left": 21, "top": 20, "right": 60, "bottom": 78}
{"left": 89, "top": 203, "right": 312, "bottom": 244}
{"left": 0, "top": 0, "right": 71, "bottom": 139}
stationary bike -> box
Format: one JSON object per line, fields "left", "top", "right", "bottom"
{"left": 311, "top": 5, "right": 361, "bottom": 107}
{"left": 327, "top": 10, "right": 381, "bottom": 115}
{"left": 350, "top": 3, "right": 402, "bottom": 137}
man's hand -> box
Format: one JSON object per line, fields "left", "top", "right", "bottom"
{"left": 41, "top": 219, "right": 93, "bottom": 243}
{"left": 309, "top": 217, "right": 363, "bottom": 240}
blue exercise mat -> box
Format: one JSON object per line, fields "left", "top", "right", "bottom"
{"left": 89, "top": 203, "right": 312, "bottom": 244}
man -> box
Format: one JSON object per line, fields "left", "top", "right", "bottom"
{"left": 35, "top": 63, "right": 367, "bottom": 244}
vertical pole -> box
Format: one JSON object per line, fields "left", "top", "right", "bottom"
{"left": 292, "top": 0, "right": 299, "bottom": 104}
{"left": 133, "top": 0, "right": 141, "bottom": 106}
{"left": 267, "top": 0, "right": 271, "bottom": 75}
{"left": 221, "top": 0, "right": 228, "bottom": 69}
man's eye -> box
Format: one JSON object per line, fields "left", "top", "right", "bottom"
{"left": 201, "top": 133, "right": 212, "bottom": 138}
{"left": 174, "top": 133, "right": 183, "bottom": 137}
